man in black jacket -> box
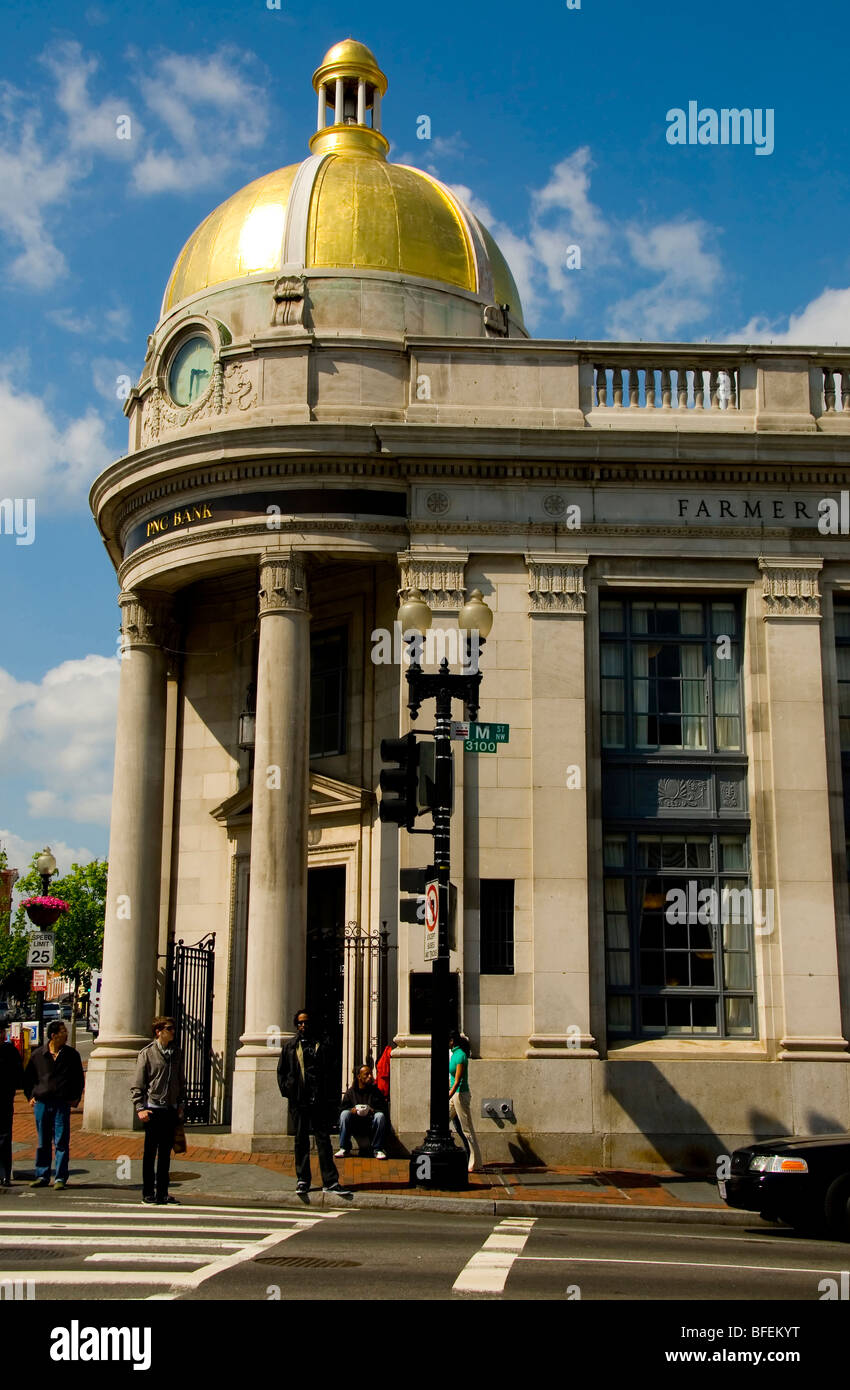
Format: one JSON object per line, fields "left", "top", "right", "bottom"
{"left": 0, "top": 1029, "right": 24, "bottom": 1186}
{"left": 23, "top": 1021, "right": 85, "bottom": 1189}
{"left": 277, "top": 1009, "right": 350, "bottom": 1196}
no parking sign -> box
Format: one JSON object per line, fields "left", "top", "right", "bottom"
{"left": 424, "top": 879, "right": 439, "bottom": 960}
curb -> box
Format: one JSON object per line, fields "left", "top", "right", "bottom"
{"left": 181, "top": 1187, "right": 755, "bottom": 1225}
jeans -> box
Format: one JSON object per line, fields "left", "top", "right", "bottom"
{"left": 142, "top": 1107, "right": 178, "bottom": 1200}
{"left": 338, "top": 1109, "right": 386, "bottom": 1152}
{"left": 34, "top": 1100, "right": 71, "bottom": 1182}
{"left": 291, "top": 1105, "right": 339, "bottom": 1189}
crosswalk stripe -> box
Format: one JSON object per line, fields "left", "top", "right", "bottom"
{"left": 453, "top": 1218, "right": 537, "bottom": 1294}
{"left": 2, "top": 1205, "right": 347, "bottom": 1222}
{"left": 0, "top": 1235, "right": 245, "bottom": 1248}
{"left": 0, "top": 1222, "right": 314, "bottom": 1237}
{"left": 85, "top": 1254, "right": 209, "bottom": 1265}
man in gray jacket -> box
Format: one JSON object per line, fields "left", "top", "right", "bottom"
{"left": 131, "top": 1017, "right": 186, "bottom": 1205}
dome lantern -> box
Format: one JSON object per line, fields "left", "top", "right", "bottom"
{"left": 310, "top": 39, "right": 389, "bottom": 160}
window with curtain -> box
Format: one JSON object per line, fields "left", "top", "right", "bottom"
{"left": 601, "top": 595, "right": 751, "bottom": 1039}
{"left": 603, "top": 832, "right": 756, "bottom": 1038}
{"left": 600, "top": 599, "right": 741, "bottom": 753}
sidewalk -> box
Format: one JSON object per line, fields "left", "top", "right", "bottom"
{"left": 10, "top": 1095, "right": 749, "bottom": 1223}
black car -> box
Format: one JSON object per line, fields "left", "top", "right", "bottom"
{"left": 721, "top": 1133, "right": 850, "bottom": 1239}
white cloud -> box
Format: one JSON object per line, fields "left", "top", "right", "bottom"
{"left": 0, "top": 370, "right": 113, "bottom": 508}
{"left": 131, "top": 48, "right": 269, "bottom": 194}
{"left": 607, "top": 219, "right": 723, "bottom": 339}
{"left": 729, "top": 286, "right": 850, "bottom": 346}
{"left": 0, "top": 829, "right": 98, "bottom": 877}
{"left": 0, "top": 87, "right": 76, "bottom": 286}
{"left": 0, "top": 654, "right": 119, "bottom": 829}
{"left": 41, "top": 41, "right": 138, "bottom": 158}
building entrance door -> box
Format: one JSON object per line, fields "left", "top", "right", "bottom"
{"left": 306, "top": 865, "right": 346, "bottom": 1092}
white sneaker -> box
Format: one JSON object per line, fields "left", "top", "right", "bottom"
{"left": 374, "top": 1150, "right": 387, "bottom": 1160}
{"left": 334, "top": 1148, "right": 349, "bottom": 1158}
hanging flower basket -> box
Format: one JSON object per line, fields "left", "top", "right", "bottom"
{"left": 22, "top": 896, "right": 69, "bottom": 929}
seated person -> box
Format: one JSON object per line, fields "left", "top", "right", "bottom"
{"left": 335, "top": 1064, "right": 388, "bottom": 1159}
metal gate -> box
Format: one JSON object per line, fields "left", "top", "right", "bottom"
{"left": 165, "top": 934, "right": 215, "bottom": 1124}
{"left": 342, "top": 922, "right": 390, "bottom": 1085}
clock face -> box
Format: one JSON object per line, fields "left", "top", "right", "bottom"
{"left": 168, "top": 336, "right": 214, "bottom": 406}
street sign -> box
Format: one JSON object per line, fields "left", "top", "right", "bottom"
{"left": 464, "top": 722, "right": 509, "bottom": 753}
{"left": 450, "top": 721, "right": 469, "bottom": 740}
{"left": 424, "top": 879, "right": 439, "bottom": 960}
{"left": 27, "top": 933, "right": 55, "bottom": 968}
{"left": 89, "top": 970, "right": 103, "bottom": 1032}
{"left": 32, "top": 969, "right": 49, "bottom": 992}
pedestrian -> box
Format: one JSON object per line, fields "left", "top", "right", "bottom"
{"left": 23, "top": 1020, "right": 85, "bottom": 1189}
{"left": 0, "top": 1026, "right": 24, "bottom": 1186}
{"left": 277, "top": 1009, "right": 351, "bottom": 1196}
{"left": 131, "top": 1017, "right": 186, "bottom": 1206}
{"left": 448, "top": 1028, "right": 483, "bottom": 1174}
{"left": 335, "top": 1063, "right": 388, "bottom": 1158}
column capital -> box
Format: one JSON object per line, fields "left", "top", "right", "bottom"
{"left": 258, "top": 551, "right": 309, "bottom": 615}
{"left": 758, "top": 556, "right": 823, "bottom": 619}
{"left": 525, "top": 553, "right": 589, "bottom": 615}
{"left": 118, "top": 589, "right": 177, "bottom": 651}
{"left": 397, "top": 549, "right": 467, "bottom": 610}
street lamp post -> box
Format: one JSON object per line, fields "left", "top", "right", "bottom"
{"left": 34, "top": 847, "right": 57, "bottom": 1048}
{"left": 399, "top": 589, "right": 494, "bottom": 1190}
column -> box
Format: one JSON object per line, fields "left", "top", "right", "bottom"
{"left": 524, "top": 556, "right": 598, "bottom": 1058}
{"left": 317, "top": 83, "right": 326, "bottom": 129}
{"left": 357, "top": 79, "right": 366, "bottom": 125}
{"left": 231, "top": 552, "right": 311, "bottom": 1138}
{"left": 758, "top": 558, "right": 848, "bottom": 1060}
{"left": 83, "top": 590, "right": 173, "bottom": 1130}
{"left": 372, "top": 89, "right": 381, "bottom": 130}
{"left": 334, "top": 77, "right": 344, "bottom": 123}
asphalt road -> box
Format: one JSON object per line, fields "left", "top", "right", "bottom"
{"left": 3, "top": 1190, "right": 849, "bottom": 1303}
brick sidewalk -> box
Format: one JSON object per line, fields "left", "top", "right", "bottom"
{"left": 11, "top": 1094, "right": 722, "bottom": 1209}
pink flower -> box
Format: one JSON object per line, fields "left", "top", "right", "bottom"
{"left": 21, "top": 896, "right": 69, "bottom": 910}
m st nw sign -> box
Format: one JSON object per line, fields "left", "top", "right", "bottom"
{"left": 464, "top": 723, "right": 510, "bottom": 754}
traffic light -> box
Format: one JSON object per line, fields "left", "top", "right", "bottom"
{"left": 379, "top": 734, "right": 420, "bottom": 828}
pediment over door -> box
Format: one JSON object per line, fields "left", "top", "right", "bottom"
{"left": 211, "top": 773, "right": 374, "bottom": 829}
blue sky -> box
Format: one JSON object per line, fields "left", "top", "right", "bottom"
{"left": 0, "top": 0, "right": 847, "bottom": 873}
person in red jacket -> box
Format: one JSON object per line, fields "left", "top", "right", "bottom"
{"left": 375, "top": 1043, "right": 393, "bottom": 1100}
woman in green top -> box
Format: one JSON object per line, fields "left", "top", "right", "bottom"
{"left": 448, "top": 1029, "right": 483, "bottom": 1173}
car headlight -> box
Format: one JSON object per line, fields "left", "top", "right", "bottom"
{"left": 749, "top": 1155, "right": 808, "bottom": 1173}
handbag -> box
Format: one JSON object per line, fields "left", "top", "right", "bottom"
{"left": 172, "top": 1121, "right": 187, "bottom": 1154}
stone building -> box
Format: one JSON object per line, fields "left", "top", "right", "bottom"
{"left": 85, "top": 39, "right": 850, "bottom": 1165}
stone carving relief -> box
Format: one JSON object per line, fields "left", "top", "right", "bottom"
{"left": 398, "top": 552, "right": 466, "bottom": 610}
{"left": 759, "top": 558, "right": 822, "bottom": 618}
{"left": 425, "top": 491, "right": 450, "bottom": 516}
{"left": 140, "top": 359, "right": 257, "bottom": 446}
{"left": 657, "top": 777, "right": 706, "bottom": 809}
{"left": 483, "top": 303, "right": 509, "bottom": 338}
{"left": 271, "top": 275, "right": 308, "bottom": 328}
{"left": 526, "top": 556, "right": 588, "bottom": 614}
{"left": 258, "top": 553, "right": 309, "bottom": 615}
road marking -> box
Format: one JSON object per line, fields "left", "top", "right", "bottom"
{"left": 9, "top": 1204, "right": 346, "bottom": 1222}
{"left": 453, "top": 1218, "right": 537, "bottom": 1294}
{"left": 516, "top": 1256, "right": 839, "bottom": 1275}
{"left": 86, "top": 1253, "right": 210, "bottom": 1265}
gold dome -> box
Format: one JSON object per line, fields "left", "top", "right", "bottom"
{"left": 161, "top": 42, "right": 523, "bottom": 325}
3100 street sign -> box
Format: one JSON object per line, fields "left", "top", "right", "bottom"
{"left": 464, "top": 722, "right": 510, "bottom": 754}
{"left": 27, "top": 933, "right": 55, "bottom": 968}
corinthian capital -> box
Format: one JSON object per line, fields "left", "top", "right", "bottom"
{"left": 258, "top": 552, "right": 309, "bottom": 615}
{"left": 397, "top": 550, "right": 467, "bottom": 610}
{"left": 118, "top": 590, "right": 177, "bottom": 651}
{"left": 759, "top": 557, "right": 822, "bottom": 619}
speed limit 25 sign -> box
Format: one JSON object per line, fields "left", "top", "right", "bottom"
{"left": 27, "top": 933, "right": 56, "bottom": 968}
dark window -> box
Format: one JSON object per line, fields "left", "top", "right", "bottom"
{"left": 480, "top": 880, "right": 515, "bottom": 974}
{"left": 410, "top": 972, "right": 459, "bottom": 1034}
{"left": 310, "top": 627, "right": 347, "bottom": 758}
